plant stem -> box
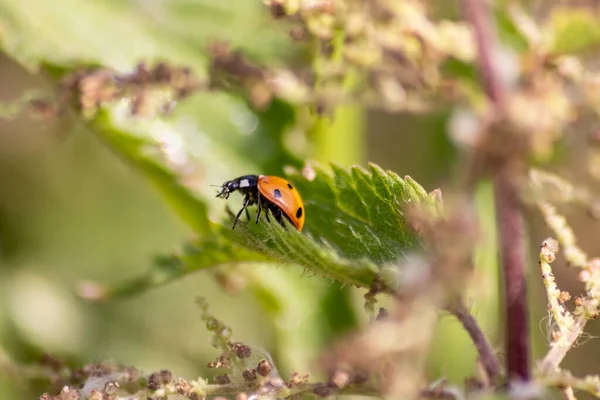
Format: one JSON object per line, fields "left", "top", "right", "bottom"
{"left": 494, "top": 176, "right": 529, "bottom": 380}
{"left": 537, "top": 369, "right": 600, "bottom": 399}
{"left": 447, "top": 300, "right": 501, "bottom": 382}
{"left": 460, "top": 0, "right": 530, "bottom": 381}
{"left": 538, "top": 315, "right": 587, "bottom": 374}
{"left": 460, "top": 0, "right": 506, "bottom": 109}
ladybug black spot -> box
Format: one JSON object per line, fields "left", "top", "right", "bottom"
{"left": 287, "top": 183, "right": 293, "bottom": 189}
{"left": 296, "top": 207, "right": 303, "bottom": 218}
{"left": 273, "top": 189, "right": 282, "bottom": 199}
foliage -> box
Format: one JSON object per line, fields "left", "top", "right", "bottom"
{"left": 3, "top": 0, "right": 600, "bottom": 400}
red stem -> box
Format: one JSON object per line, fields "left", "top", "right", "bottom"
{"left": 461, "top": 0, "right": 506, "bottom": 108}
{"left": 494, "top": 175, "right": 530, "bottom": 381}
{"left": 460, "top": 0, "right": 530, "bottom": 381}
{"left": 448, "top": 300, "right": 501, "bottom": 381}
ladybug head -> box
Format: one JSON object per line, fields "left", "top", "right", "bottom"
{"left": 214, "top": 180, "right": 239, "bottom": 199}
{"left": 214, "top": 175, "right": 258, "bottom": 199}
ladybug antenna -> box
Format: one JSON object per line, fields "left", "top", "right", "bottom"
{"left": 212, "top": 184, "right": 230, "bottom": 199}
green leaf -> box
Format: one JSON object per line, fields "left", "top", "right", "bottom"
{"left": 92, "top": 108, "right": 213, "bottom": 235}
{"left": 0, "top": 0, "right": 287, "bottom": 73}
{"left": 106, "top": 161, "right": 436, "bottom": 298}
{"left": 219, "top": 163, "right": 432, "bottom": 285}
{"left": 548, "top": 8, "right": 600, "bottom": 55}
{"left": 104, "top": 237, "right": 269, "bottom": 299}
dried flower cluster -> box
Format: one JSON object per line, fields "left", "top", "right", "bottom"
{"left": 32, "top": 298, "right": 380, "bottom": 400}
{"left": 523, "top": 167, "right": 600, "bottom": 397}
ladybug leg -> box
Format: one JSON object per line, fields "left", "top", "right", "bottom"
{"left": 271, "top": 206, "right": 287, "bottom": 230}
{"left": 265, "top": 209, "right": 272, "bottom": 224}
{"left": 278, "top": 217, "right": 288, "bottom": 230}
{"left": 255, "top": 195, "right": 263, "bottom": 224}
{"left": 244, "top": 208, "right": 251, "bottom": 222}
{"left": 232, "top": 195, "right": 251, "bottom": 230}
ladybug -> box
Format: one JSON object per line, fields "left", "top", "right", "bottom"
{"left": 215, "top": 175, "right": 305, "bottom": 231}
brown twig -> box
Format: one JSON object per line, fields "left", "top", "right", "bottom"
{"left": 460, "top": 0, "right": 530, "bottom": 382}
{"left": 447, "top": 300, "right": 501, "bottom": 382}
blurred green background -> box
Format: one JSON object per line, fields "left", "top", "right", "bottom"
{"left": 0, "top": 0, "right": 598, "bottom": 399}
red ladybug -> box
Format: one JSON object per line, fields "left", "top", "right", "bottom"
{"left": 215, "top": 175, "right": 305, "bottom": 231}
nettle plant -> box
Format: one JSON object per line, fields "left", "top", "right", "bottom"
{"left": 3, "top": 0, "right": 600, "bottom": 399}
